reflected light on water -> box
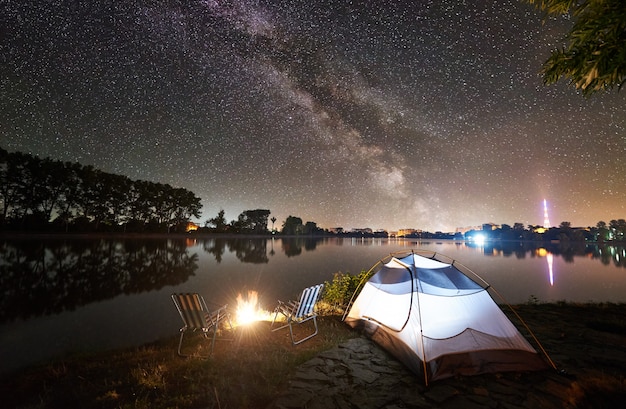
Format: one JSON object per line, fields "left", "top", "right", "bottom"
{"left": 2, "top": 237, "right": 626, "bottom": 376}
{"left": 547, "top": 253, "right": 554, "bottom": 286}
{"left": 536, "top": 248, "right": 555, "bottom": 286}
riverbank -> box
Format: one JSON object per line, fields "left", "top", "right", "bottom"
{"left": 270, "top": 303, "right": 626, "bottom": 409}
{"left": 2, "top": 303, "right": 625, "bottom": 408}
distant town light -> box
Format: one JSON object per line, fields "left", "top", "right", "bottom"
{"left": 472, "top": 233, "right": 486, "bottom": 245}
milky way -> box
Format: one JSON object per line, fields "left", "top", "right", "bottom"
{"left": 2, "top": 0, "right": 625, "bottom": 231}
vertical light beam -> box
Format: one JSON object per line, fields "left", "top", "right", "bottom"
{"left": 543, "top": 199, "right": 551, "bottom": 228}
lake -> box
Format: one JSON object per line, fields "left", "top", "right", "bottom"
{"left": 1, "top": 236, "right": 625, "bottom": 375}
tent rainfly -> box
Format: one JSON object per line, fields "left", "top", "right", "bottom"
{"left": 343, "top": 251, "right": 554, "bottom": 384}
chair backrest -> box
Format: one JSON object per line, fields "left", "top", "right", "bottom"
{"left": 295, "top": 284, "right": 324, "bottom": 319}
{"left": 172, "top": 293, "right": 208, "bottom": 330}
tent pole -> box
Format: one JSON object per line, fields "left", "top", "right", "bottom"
{"left": 341, "top": 257, "right": 386, "bottom": 322}
{"left": 410, "top": 252, "right": 430, "bottom": 386}
{"left": 488, "top": 286, "right": 558, "bottom": 371}
{"left": 420, "top": 328, "right": 429, "bottom": 386}
{"left": 449, "top": 257, "right": 557, "bottom": 370}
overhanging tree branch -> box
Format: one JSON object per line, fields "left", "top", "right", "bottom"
{"left": 527, "top": 0, "right": 626, "bottom": 95}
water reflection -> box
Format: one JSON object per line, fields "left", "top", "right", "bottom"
{"left": 0, "top": 239, "right": 198, "bottom": 323}
{"left": 1, "top": 236, "right": 625, "bottom": 375}
{"left": 463, "top": 239, "right": 626, "bottom": 268}
{"left": 0, "top": 237, "right": 326, "bottom": 324}
{"left": 280, "top": 237, "right": 322, "bottom": 256}
{"left": 547, "top": 253, "right": 554, "bottom": 286}
{"left": 1, "top": 237, "right": 625, "bottom": 325}
{"left": 199, "top": 237, "right": 271, "bottom": 263}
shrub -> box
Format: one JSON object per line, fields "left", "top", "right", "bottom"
{"left": 321, "top": 270, "right": 369, "bottom": 313}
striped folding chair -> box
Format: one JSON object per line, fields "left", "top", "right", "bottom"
{"left": 171, "top": 293, "right": 233, "bottom": 356}
{"left": 270, "top": 284, "right": 324, "bottom": 345}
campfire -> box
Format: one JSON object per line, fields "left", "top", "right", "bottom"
{"left": 234, "top": 290, "right": 274, "bottom": 326}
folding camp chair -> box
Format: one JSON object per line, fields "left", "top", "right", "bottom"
{"left": 270, "top": 284, "right": 324, "bottom": 345}
{"left": 171, "top": 293, "right": 234, "bottom": 356}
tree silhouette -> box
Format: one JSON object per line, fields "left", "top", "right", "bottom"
{"left": 0, "top": 147, "right": 202, "bottom": 232}
{"left": 207, "top": 209, "right": 229, "bottom": 232}
{"left": 281, "top": 215, "right": 303, "bottom": 235}
{"left": 527, "top": 0, "right": 626, "bottom": 95}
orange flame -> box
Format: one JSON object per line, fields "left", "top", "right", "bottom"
{"left": 235, "top": 291, "right": 273, "bottom": 326}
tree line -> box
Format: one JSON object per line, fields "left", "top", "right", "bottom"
{"left": 204, "top": 209, "right": 272, "bottom": 235}
{"left": 201, "top": 213, "right": 329, "bottom": 236}
{"left": 0, "top": 147, "right": 201, "bottom": 233}
{"left": 2, "top": 147, "right": 625, "bottom": 241}
{"left": 462, "top": 221, "right": 626, "bottom": 243}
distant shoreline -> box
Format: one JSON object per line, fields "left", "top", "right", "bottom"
{"left": 1, "top": 231, "right": 624, "bottom": 245}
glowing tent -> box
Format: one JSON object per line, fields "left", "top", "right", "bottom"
{"left": 344, "top": 251, "right": 552, "bottom": 384}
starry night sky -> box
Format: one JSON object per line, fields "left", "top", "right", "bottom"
{"left": 2, "top": 0, "right": 625, "bottom": 232}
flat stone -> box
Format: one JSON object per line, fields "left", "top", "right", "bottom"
{"left": 423, "top": 384, "right": 460, "bottom": 403}
{"left": 349, "top": 365, "right": 379, "bottom": 384}
{"left": 267, "top": 311, "right": 626, "bottom": 409}
{"left": 440, "top": 395, "right": 494, "bottom": 409}
{"left": 294, "top": 369, "right": 331, "bottom": 382}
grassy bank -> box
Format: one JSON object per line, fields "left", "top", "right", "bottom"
{"left": 2, "top": 303, "right": 626, "bottom": 408}
{"left": 1, "top": 316, "right": 358, "bottom": 409}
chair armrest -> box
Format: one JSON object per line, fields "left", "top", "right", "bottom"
{"left": 275, "top": 299, "right": 300, "bottom": 316}
{"left": 205, "top": 304, "right": 230, "bottom": 324}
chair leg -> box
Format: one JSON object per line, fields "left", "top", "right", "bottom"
{"left": 177, "top": 328, "right": 218, "bottom": 357}
{"left": 290, "top": 315, "right": 319, "bottom": 345}
{"left": 288, "top": 322, "right": 295, "bottom": 344}
{"left": 225, "top": 313, "right": 235, "bottom": 331}
{"left": 209, "top": 327, "right": 218, "bottom": 354}
{"left": 271, "top": 309, "right": 291, "bottom": 332}
{"left": 178, "top": 329, "right": 207, "bottom": 357}
{"left": 177, "top": 329, "right": 190, "bottom": 357}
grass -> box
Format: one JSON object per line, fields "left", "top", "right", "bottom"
{"left": 0, "top": 316, "right": 358, "bottom": 409}
{"left": 3, "top": 302, "right": 626, "bottom": 408}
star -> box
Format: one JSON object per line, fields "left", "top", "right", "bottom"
{"left": 2, "top": 0, "right": 625, "bottom": 232}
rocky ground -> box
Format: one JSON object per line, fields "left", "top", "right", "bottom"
{"left": 2, "top": 303, "right": 624, "bottom": 408}
{"left": 268, "top": 303, "right": 626, "bottom": 409}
